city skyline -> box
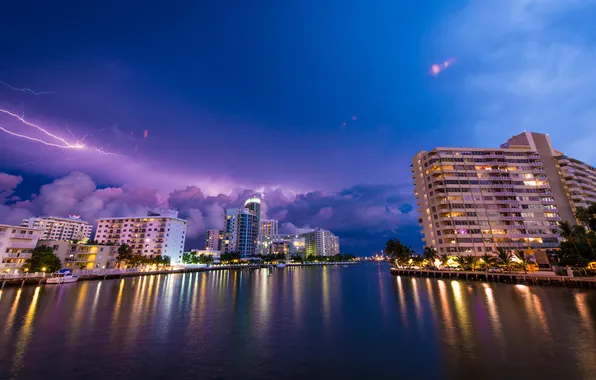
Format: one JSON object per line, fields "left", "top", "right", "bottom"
{"left": 1, "top": 1, "right": 596, "bottom": 255}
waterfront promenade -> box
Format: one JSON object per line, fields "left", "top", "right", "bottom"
{"left": 0, "top": 261, "right": 357, "bottom": 288}
{"left": 390, "top": 267, "right": 596, "bottom": 289}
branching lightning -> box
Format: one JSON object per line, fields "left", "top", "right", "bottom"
{"left": 0, "top": 108, "right": 125, "bottom": 157}
{"left": 0, "top": 81, "right": 57, "bottom": 95}
{"left": 0, "top": 108, "right": 84, "bottom": 149}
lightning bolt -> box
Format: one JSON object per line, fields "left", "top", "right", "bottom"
{"left": 95, "top": 145, "right": 125, "bottom": 158}
{"left": 0, "top": 125, "right": 78, "bottom": 148}
{"left": 0, "top": 108, "right": 84, "bottom": 149}
{"left": 0, "top": 81, "right": 57, "bottom": 95}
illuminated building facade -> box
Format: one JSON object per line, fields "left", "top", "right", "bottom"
{"left": 223, "top": 197, "right": 261, "bottom": 258}
{"left": 205, "top": 228, "right": 224, "bottom": 251}
{"left": 94, "top": 210, "right": 188, "bottom": 263}
{"left": 411, "top": 131, "right": 588, "bottom": 257}
{"left": 22, "top": 215, "right": 92, "bottom": 243}
{"left": 303, "top": 228, "right": 340, "bottom": 257}
{"left": 39, "top": 240, "right": 118, "bottom": 270}
{"left": 0, "top": 224, "right": 43, "bottom": 273}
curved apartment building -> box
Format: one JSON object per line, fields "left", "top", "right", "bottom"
{"left": 411, "top": 131, "right": 582, "bottom": 257}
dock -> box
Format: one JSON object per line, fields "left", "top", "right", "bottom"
{"left": 390, "top": 267, "right": 596, "bottom": 289}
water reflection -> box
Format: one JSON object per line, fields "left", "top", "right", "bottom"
{"left": 1, "top": 265, "right": 596, "bottom": 380}
{"left": 11, "top": 286, "right": 40, "bottom": 378}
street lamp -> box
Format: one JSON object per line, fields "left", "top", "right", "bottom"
{"left": 41, "top": 267, "right": 46, "bottom": 272}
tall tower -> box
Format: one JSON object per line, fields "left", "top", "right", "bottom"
{"left": 244, "top": 196, "right": 261, "bottom": 220}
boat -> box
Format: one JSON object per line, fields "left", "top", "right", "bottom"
{"left": 46, "top": 269, "right": 79, "bottom": 284}
{"left": 276, "top": 263, "right": 287, "bottom": 268}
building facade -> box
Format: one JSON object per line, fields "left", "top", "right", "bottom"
{"left": 222, "top": 207, "right": 259, "bottom": 258}
{"left": 39, "top": 240, "right": 118, "bottom": 270}
{"left": 412, "top": 131, "right": 579, "bottom": 257}
{"left": 0, "top": 224, "right": 43, "bottom": 273}
{"left": 94, "top": 210, "right": 188, "bottom": 264}
{"left": 303, "top": 228, "right": 340, "bottom": 257}
{"left": 22, "top": 216, "right": 92, "bottom": 243}
{"left": 205, "top": 229, "right": 224, "bottom": 251}
{"left": 258, "top": 219, "right": 279, "bottom": 255}
{"left": 556, "top": 156, "right": 596, "bottom": 211}
{"left": 222, "top": 197, "right": 261, "bottom": 258}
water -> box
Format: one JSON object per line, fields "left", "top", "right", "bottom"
{"left": 1, "top": 263, "right": 595, "bottom": 380}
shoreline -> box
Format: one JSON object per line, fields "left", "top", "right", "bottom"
{"left": 0, "top": 262, "right": 358, "bottom": 288}
{"left": 390, "top": 267, "right": 596, "bottom": 289}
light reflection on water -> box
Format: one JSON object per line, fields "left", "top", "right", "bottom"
{"left": 0, "top": 263, "right": 595, "bottom": 380}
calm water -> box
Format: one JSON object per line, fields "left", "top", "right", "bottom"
{"left": 1, "top": 263, "right": 595, "bottom": 379}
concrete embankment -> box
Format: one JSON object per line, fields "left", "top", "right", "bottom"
{"left": 390, "top": 267, "right": 596, "bottom": 289}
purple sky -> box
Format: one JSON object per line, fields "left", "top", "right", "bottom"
{"left": 1, "top": 0, "right": 596, "bottom": 254}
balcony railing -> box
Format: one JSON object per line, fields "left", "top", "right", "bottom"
{"left": 5, "top": 252, "right": 32, "bottom": 259}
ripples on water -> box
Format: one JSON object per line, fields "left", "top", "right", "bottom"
{"left": 0, "top": 263, "right": 595, "bottom": 379}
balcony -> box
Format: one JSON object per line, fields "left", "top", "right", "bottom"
{"left": 5, "top": 252, "right": 32, "bottom": 259}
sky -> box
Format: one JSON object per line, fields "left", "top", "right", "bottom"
{"left": 1, "top": 0, "right": 596, "bottom": 254}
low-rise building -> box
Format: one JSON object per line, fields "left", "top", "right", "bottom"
{"left": 0, "top": 224, "right": 43, "bottom": 273}
{"left": 39, "top": 240, "right": 118, "bottom": 270}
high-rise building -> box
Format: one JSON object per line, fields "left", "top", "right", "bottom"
{"left": 205, "top": 229, "right": 224, "bottom": 251}
{"left": 22, "top": 216, "right": 92, "bottom": 243}
{"left": 94, "top": 210, "right": 188, "bottom": 263}
{"left": 0, "top": 224, "right": 43, "bottom": 273}
{"left": 222, "top": 199, "right": 260, "bottom": 258}
{"left": 260, "top": 219, "right": 278, "bottom": 236}
{"left": 258, "top": 219, "right": 279, "bottom": 255}
{"left": 303, "top": 228, "right": 340, "bottom": 257}
{"left": 555, "top": 156, "right": 596, "bottom": 211}
{"left": 411, "top": 131, "right": 592, "bottom": 258}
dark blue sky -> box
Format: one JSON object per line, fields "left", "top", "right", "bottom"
{"left": 1, "top": 0, "right": 595, "bottom": 254}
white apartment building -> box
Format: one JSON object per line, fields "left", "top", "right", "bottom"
{"left": 0, "top": 224, "right": 43, "bottom": 273}
{"left": 22, "top": 215, "right": 92, "bottom": 243}
{"left": 205, "top": 229, "right": 224, "bottom": 251}
{"left": 303, "top": 228, "right": 340, "bottom": 257}
{"left": 412, "top": 132, "right": 574, "bottom": 258}
{"left": 94, "top": 210, "right": 188, "bottom": 264}
{"left": 39, "top": 240, "right": 118, "bottom": 270}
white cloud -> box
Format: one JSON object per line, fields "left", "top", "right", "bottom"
{"left": 442, "top": 0, "right": 596, "bottom": 162}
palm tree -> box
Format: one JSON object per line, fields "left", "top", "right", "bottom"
{"left": 559, "top": 221, "right": 580, "bottom": 255}
{"left": 439, "top": 254, "right": 450, "bottom": 267}
{"left": 423, "top": 247, "right": 438, "bottom": 266}
{"left": 496, "top": 247, "right": 512, "bottom": 271}
{"left": 117, "top": 244, "right": 133, "bottom": 268}
{"left": 454, "top": 256, "right": 466, "bottom": 269}
{"left": 480, "top": 254, "right": 495, "bottom": 271}
{"left": 513, "top": 249, "right": 532, "bottom": 274}
{"left": 465, "top": 255, "right": 478, "bottom": 271}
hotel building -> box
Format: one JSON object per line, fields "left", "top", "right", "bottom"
{"left": 0, "top": 224, "right": 43, "bottom": 273}
{"left": 411, "top": 131, "right": 591, "bottom": 257}
{"left": 22, "top": 215, "right": 93, "bottom": 243}
{"left": 303, "top": 228, "right": 340, "bottom": 257}
{"left": 94, "top": 210, "right": 188, "bottom": 264}
{"left": 556, "top": 156, "right": 596, "bottom": 211}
